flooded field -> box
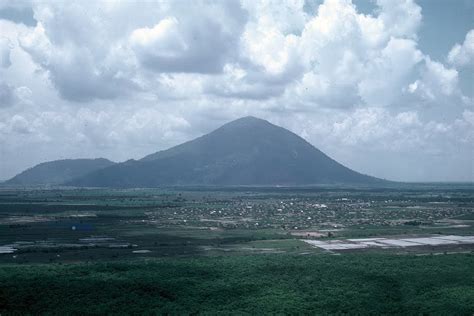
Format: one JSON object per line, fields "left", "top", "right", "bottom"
{"left": 0, "top": 246, "right": 16, "bottom": 254}
{"left": 304, "top": 235, "right": 474, "bottom": 251}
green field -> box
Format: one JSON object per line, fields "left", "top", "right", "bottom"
{"left": 0, "top": 185, "right": 473, "bottom": 314}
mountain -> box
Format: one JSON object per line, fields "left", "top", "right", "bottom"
{"left": 69, "top": 116, "right": 385, "bottom": 187}
{"left": 6, "top": 158, "right": 115, "bottom": 185}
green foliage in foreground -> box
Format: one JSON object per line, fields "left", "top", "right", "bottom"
{"left": 0, "top": 254, "right": 473, "bottom": 315}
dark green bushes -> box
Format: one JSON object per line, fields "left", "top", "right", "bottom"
{"left": 0, "top": 253, "right": 473, "bottom": 315}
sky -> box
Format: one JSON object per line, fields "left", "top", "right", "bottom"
{"left": 0, "top": 0, "right": 472, "bottom": 182}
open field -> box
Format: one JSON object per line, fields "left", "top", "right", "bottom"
{"left": 0, "top": 184, "right": 473, "bottom": 314}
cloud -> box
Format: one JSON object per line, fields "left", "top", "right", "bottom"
{"left": 10, "top": 114, "right": 31, "bottom": 134}
{"left": 18, "top": 3, "right": 138, "bottom": 102}
{"left": 16, "top": 1, "right": 247, "bottom": 101}
{"left": 0, "top": 37, "right": 12, "bottom": 67}
{"left": 448, "top": 29, "right": 474, "bottom": 68}
{"left": 14, "top": 0, "right": 442, "bottom": 107}
{"left": 242, "top": 0, "right": 309, "bottom": 35}
{"left": 217, "top": 0, "right": 440, "bottom": 109}
{"left": 408, "top": 58, "right": 459, "bottom": 102}
{"left": 0, "top": 1, "right": 36, "bottom": 27}
{"left": 130, "top": 1, "right": 247, "bottom": 74}
{"left": 358, "top": 37, "right": 423, "bottom": 106}
{"left": 278, "top": 0, "right": 426, "bottom": 108}
{"left": 130, "top": 17, "right": 188, "bottom": 62}
{"left": 0, "top": 81, "right": 14, "bottom": 107}
{"left": 19, "top": 26, "right": 137, "bottom": 102}
{"left": 326, "top": 108, "right": 424, "bottom": 149}
{"left": 375, "top": 0, "right": 421, "bottom": 39}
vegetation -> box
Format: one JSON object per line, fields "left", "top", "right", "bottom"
{"left": 0, "top": 254, "right": 473, "bottom": 315}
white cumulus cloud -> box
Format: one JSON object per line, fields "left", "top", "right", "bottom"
{"left": 448, "top": 29, "right": 474, "bottom": 68}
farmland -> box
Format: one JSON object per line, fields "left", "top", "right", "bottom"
{"left": 0, "top": 184, "right": 473, "bottom": 314}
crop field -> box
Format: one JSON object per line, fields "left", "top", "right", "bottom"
{"left": 0, "top": 184, "right": 473, "bottom": 314}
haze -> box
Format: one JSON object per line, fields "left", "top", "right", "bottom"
{"left": 0, "top": 0, "right": 473, "bottom": 182}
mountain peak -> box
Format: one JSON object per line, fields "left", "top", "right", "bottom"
{"left": 215, "top": 116, "right": 277, "bottom": 135}
{"left": 233, "top": 115, "right": 260, "bottom": 120}
{"left": 234, "top": 115, "right": 265, "bottom": 122}
{"left": 222, "top": 116, "right": 271, "bottom": 127}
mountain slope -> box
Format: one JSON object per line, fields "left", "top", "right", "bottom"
{"left": 6, "top": 158, "right": 115, "bottom": 185}
{"left": 70, "top": 116, "right": 384, "bottom": 187}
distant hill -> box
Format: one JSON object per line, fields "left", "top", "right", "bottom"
{"left": 69, "top": 116, "right": 385, "bottom": 187}
{"left": 6, "top": 158, "right": 115, "bottom": 185}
